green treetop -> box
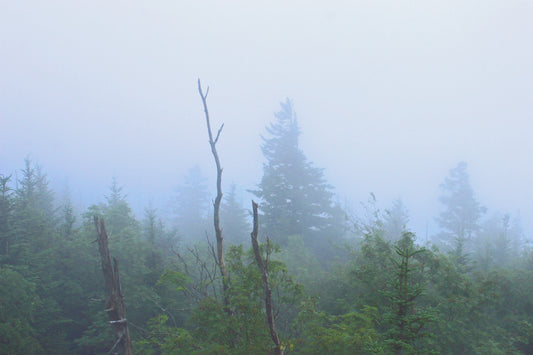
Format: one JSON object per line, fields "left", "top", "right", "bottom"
{"left": 252, "top": 99, "right": 343, "bottom": 251}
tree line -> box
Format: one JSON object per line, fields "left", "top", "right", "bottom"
{"left": 1, "top": 89, "right": 532, "bottom": 354}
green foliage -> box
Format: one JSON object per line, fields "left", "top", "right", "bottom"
{"left": 514, "top": 321, "right": 533, "bottom": 354}
{"left": 251, "top": 99, "right": 344, "bottom": 256}
{"left": 349, "top": 232, "right": 395, "bottom": 310}
{"left": 144, "top": 243, "right": 303, "bottom": 354}
{"left": 0, "top": 266, "right": 42, "bottom": 354}
{"left": 2, "top": 158, "right": 533, "bottom": 355}
{"left": 297, "top": 300, "right": 383, "bottom": 354}
{"left": 135, "top": 314, "right": 196, "bottom": 354}
{"left": 189, "top": 244, "right": 302, "bottom": 353}
{"left": 277, "top": 235, "right": 325, "bottom": 294}
{"left": 0, "top": 174, "right": 13, "bottom": 261}
{"left": 381, "top": 232, "right": 435, "bottom": 354}
{"left": 9, "top": 159, "right": 57, "bottom": 268}
{"left": 74, "top": 309, "right": 115, "bottom": 355}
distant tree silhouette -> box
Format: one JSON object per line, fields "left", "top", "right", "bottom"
{"left": 172, "top": 166, "right": 210, "bottom": 243}
{"left": 436, "top": 162, "right": 485, "bottom": 266}
{"left": 252, "top": 99, "right": 343, "bottom": 253}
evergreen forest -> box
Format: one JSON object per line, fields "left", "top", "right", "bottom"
{"left": 1, "top": 96, "right": 533, "bottom": 355}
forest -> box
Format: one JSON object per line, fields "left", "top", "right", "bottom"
{"left": 1, "top": 92, "right": 533, "bottom": 355}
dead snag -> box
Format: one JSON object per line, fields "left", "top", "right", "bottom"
{"left": 251, "top": 201, "right": 282, "bottom": 355}
{"left": 197, "top": 79, "right": 229, "bottom": 305}
{"left": 94, "top": 216, "right": 133, "bottom": 355}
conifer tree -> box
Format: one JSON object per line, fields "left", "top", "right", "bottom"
{"left": 252, "top": 99, "right": 343, "bottom": 250}
{"left": 436, "top": 162, "right": 485, "bottom": 266}
{"left": 104, "top": 177, "right": 138, "bottom": 235}
{"left": 11, "top": 158, "right": 57, "bottom": 266}
{"left": 384, "top": 232, "right": 434, "bottom": 354}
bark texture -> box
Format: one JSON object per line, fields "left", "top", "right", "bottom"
{"left": 94, "top": 216, "right": 133, "bottom": 355}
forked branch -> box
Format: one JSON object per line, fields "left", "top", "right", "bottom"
{"left": 198, "top": 79, "right": 229, "bottom": 309}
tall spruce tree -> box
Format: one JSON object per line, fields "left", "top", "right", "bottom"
{"left": 436, "top": 162, "right": 485, "bottom": 266}
{"left": 11, "top": 158, "right": 57, "bottom": 267}
{"left": 252, "top": 99, "right": 343, "bottom": 251}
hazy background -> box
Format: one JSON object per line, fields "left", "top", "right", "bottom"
{"left": 1, "top": 0, "right": 532, "bottom": 239}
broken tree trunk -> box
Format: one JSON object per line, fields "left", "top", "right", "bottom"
{"left": 94, "top": 216, "right": 133, "bottom": 355}
{"left": 250, "top": 201, "right": 282, "bottom": 355}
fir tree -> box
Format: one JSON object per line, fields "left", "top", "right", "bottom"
{"left": 103, "top": 177, "right": 138, "bottom": 237}
{"left": 252, "top": 99, "right": 343, "bottom": 251}
{"left": 11, "top": 158, "right": 57, "bottom": 266}
{"left": 436, "top": 162, "right": 486, "bottom": 266}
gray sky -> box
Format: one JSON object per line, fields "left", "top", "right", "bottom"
{"left": 1, "top": 1, "right": 532, "bottom": 238}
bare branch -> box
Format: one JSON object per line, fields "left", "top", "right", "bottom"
{"left": 214, "top": 123, "right": 224, "bottom": 144}
{"left": 198, "top": 78, "right": 229, "bottom": 312}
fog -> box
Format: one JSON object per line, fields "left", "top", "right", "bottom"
{"left": 1, "top": 0, "right": 532, "bottom": 239}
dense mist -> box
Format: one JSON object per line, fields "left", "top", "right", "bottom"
{"left": 2, "top": 1, "right": 533, "bottom": 238}
{"left": 1, "top": 2, "right": 533, "bottom": 353}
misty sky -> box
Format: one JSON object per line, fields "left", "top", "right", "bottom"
{"left": 1, "top": 1, "right": 532, "bottom": 238}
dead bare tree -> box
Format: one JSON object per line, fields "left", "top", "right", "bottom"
{"left": 197, "top": 79, "right": 230, "bottom": 310}
{"left": 250, "top": 201, "right": 283, "bottom": 355}
{"left": 94, "top": 216, "right": 134, "bottom": 355}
